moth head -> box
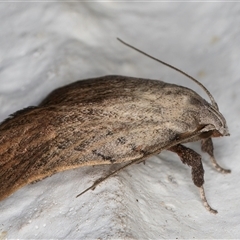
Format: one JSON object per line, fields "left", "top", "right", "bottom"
{"left": 117, "top": 38, "right": 229, "bottom": 138}
{"left": 200, "top": 105, "right": 229, "bottom": 137}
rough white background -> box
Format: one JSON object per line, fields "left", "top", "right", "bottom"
{"left": 0, "top": 2, "right": 240, "bottom": 239}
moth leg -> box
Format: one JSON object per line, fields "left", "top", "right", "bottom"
{"left": 199, "top": 186, "right": 217, "bottom": 214}
{"left": 169, "top": 144, "right": 217, "bottom": 214}
{"left": 201, "top": 138, "right": 231, "bottom": 174}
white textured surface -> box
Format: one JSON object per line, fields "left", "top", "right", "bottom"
{"left": 0, "top": 2, "right": 240, "bottom": 239}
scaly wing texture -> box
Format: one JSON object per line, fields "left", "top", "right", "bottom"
{"left": 0, "top": 76, "right": 207, "bottom": 200}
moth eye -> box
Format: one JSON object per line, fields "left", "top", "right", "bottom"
{"left": 211, "top": 130, "right": 224, "bottom": 137}
{"left": 199, "top": 130, "right": 214, "bottom": 139}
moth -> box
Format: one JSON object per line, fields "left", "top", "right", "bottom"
{"left": 0, "top": 38, "right": 230, "bottom": 214}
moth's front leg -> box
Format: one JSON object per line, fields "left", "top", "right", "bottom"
{"left": 168, "top": 144, "right": 217, "bottom": 214}
{"left": 201, "top": 138, "right": 231, "bottom": 174}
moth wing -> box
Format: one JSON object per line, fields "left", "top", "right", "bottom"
{"left": 0, "top": 76, "right": 205, "bottom": 200}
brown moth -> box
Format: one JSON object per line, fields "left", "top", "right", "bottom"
{"left": 0, "top": 39, "right": 230, "bottom": 214}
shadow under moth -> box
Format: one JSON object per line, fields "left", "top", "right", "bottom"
{"left": 0, "top": 38, "right": 230, "bottom": 214}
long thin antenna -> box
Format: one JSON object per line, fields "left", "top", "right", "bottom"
{"left": 117, "top": 37, "right": 219, "bottom": 110}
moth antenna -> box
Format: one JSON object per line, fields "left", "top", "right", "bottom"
{"left": 117, "top": 37, "right": 219, "bottom": 110}
{"left": 76, "top": 160, "right": 140, "bottom": 198}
